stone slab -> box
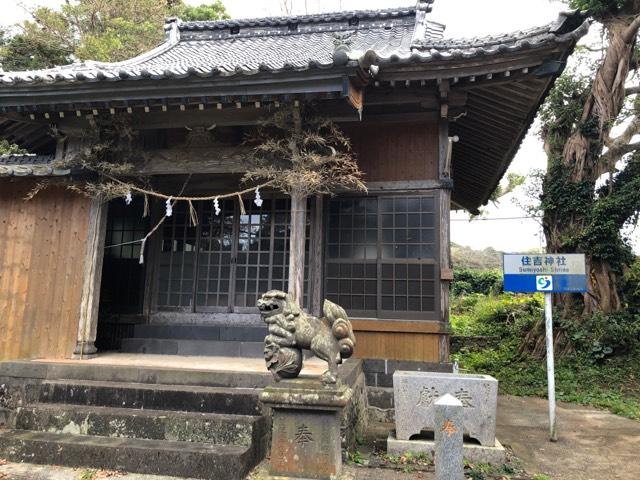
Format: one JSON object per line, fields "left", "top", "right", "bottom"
{"left": 387, "top": 433, "right": 507, "bottom": 465}
{"left": 393, "top": 371, "right": 498, "bottom": 446}
{"left": 0, "top": 429, "right": 256, "bottom": 480}
{"left": 261, "top": 380, "right": 352, "bottom": 479}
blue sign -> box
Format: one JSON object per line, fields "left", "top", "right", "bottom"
{"left": 503, "top": 253, "right": 587, "bottom": 293}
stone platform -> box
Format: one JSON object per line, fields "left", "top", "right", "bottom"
{"left": 0, "top": 355, "right": 365, "bottom": 480}
{"left": 387, "top": 432, "right": 506, "bottom": 465}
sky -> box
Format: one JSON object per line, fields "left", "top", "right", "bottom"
{"left": 3, "top": 0, "right": 639, "bottom": 254}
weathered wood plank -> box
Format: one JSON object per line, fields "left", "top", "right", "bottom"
{"left": 351, "top": 330, "right": 443, "bottom": 362}
{"left": 73, "top": 199, "right": 108, "bottom": 359}
{"left": 0, "top": 180, "right": 92, "bottom": 361}
{"left": 343, "top": 121, "right": 439, "bottom": 182}
{"left": 288, "top": 191, "right": 307, "bottom": 307}
{"left": 310, "top": 195, "right": 324, "bottom": 317}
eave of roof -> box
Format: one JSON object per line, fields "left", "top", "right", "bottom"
{"left": 0, "top": 5, "right": 590, "bottom": 213}
{"left": 0, "top": 154, "right": 69, "bottom": 177}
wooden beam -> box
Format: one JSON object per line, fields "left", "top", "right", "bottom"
{"left": 350, "top": 319, "right": 447, "bottom": 334}
{"left": 366, "top": 180, "right": 445, "bottom": 192}
{"left": 0, "top": 74, "right": 350, "bottom": 108}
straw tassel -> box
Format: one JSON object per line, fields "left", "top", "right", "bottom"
{"left": 238, "top": 194, "right": 246, "bottom": 216}
{"left": 188, "top": 200, "right": 198, "bottom": 226}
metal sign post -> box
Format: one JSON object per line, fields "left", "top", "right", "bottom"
{"left": 544, "top": 292, "right": 557, "bottom": 441}
{"left": 503, "top": 253, "right": 587, "bottom": 442}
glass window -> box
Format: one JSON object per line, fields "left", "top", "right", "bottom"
{"left": 325, "top": 194, "right": 438, "bottom": 318}
{"left": 156, "top": 196, "right": 310, "bottom": 312}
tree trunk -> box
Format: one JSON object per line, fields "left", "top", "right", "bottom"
{"left": 542, "top": 12, "right": 640, "bottom": 315}
{"left": 586, "top": 258, "right": 622, "bottom": 313}
{"left": 288, "top": 189, "right": 307, "bottom": 306}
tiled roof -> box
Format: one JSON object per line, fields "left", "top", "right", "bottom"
{"left": 0, "top": 3, "right": 438, "bottom": 84}
{"left": 0, "top": 2, "right": 586, "bottom": 86}
{"left": 0, "top": 154, "right": 69, "bottom": 177}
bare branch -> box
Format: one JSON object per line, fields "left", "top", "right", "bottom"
{"left": 623, "top": 15, "right": 640, "bottom": 43}
{"left": 604, "top": 112, "right": 640, "bottom": 150}
{"left": 625, "top": 85, "right": 640, "bottom": 96}
{"left": 602, "top": 140, "right": 640, "bottom": 164}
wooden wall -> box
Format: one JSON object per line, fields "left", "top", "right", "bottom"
{"left": 342, "top": 119, "right": 448, "bottom": 364}
{"left": 351, "top": 319, "right": 447, "bottom": 362}
{"left": 0, "top": 180, "right": 91, "bottom": 361}
{"left": 343, "top": 121, "right": 439, "bottom": 182}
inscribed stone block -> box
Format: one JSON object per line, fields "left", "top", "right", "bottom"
{"left": 393, "top": 371, "right": 498, "bottom": 446}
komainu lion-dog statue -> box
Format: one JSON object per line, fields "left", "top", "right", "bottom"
{"left": 257, "top": 290, "right": 356, "bottom": 384}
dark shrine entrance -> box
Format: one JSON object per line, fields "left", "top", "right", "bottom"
{"left": 96, "top": 192, "right": 311, "bottom": 354}
{"left": 155, "top": 196, "right": 309, "bottom": 314}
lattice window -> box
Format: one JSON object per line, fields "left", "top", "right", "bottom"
{"left": 157, "top": 202, "right": 198, "bottom": 310}
{"left": 155, "top": 196, "right": 310, "bottom": 312}
{"left": 196, "top": 199, "right": 234, "bottom": 309}
{"left": 326, "top": 194, "right": 439, "bottom": 320}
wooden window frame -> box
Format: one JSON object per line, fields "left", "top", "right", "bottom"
{"left": 324, "top": 191, "right": 441, "bottom": 321}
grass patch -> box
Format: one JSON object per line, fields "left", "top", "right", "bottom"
{"left": 451, "top": 293, "right": 640, "bottom": 420}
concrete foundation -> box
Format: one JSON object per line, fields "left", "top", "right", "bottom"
{"left": 387, "top": 432, "right": 507, "bottom": 465}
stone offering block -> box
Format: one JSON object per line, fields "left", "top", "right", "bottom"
{"left": 393, "top": 371, "right": 498, "bottom": 446}
{"left": 260, "top": 379, "right": 352, "bottom": 479}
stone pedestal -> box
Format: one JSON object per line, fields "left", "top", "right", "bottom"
{"left": 434, "top": 394, "right": 464, "bottom": 480}
{"left": 260, "top": 379, "right": 352, "bottom": 480}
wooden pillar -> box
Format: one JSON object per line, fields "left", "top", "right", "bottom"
{"left": 439, "top": 185, "right": 452, "bottom": 363}
{"left": 310, "top": 194, "right": 324, "bottom": 316}
{"left": 72, "top": 199, "right": 108, "bottom": 359}
{"left": 438, "top": 96, "right": 453, "bottom": 363}
{"left": 288, "top": 190, "right": 307, "bottom": 307}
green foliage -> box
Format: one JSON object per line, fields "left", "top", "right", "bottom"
{"left": 623, "top": 257, "right": 640, "bottom": 311}
{"left": 580, "top": 156, "right": 640, "bottom": 270}
{"left": 453, "top": 292, "right": 640, "bottom": 420}
{"left": 565, "top": 0, "right": 626, "bottom": 17}
{"left": 0, "top": 0, "right": 228, "bottom": 69}
{"left": 452, "top": 268, "right": 503, "bottom": 296}
{"left": 346, "top": 449, "right": 366, "bottom": 465}
{"left": 0, "top": 28, "right": 69, "bottom": 71}
{"left": 173, "top": 1, "right": 230, "bottom": 21}
{"left": 451, "top": 243, "right": 503, "bottom": 270}
{"left": 489, "top": 172, "right": 526, "bottom": 203}
{"left": 561, "top": 311, "right": 640, "bottom": 360}
{"left": 0, "top": 140, "right": 27, "bottom": 155}
{"left": 539, "top": 73, "right": 591, "bottom": 157}
{"left": 451, "top": 292, "right": 542, "bottom": 337}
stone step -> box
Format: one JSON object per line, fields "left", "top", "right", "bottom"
{"left": 133, "top": 324, "right": 268, "bottom": 342}
{"left": 15, "top": 403, "right": 269, "bottom": 447}
{"left": 0, "top": 359, "right": 273, "bottom": 388}
{"left": 0, "top": 428, "right": 259, "bottom": 480}
{"left": 120, "top": 338, "right": 265, "bottom": 357}
{"left": 38, "top": 379, "right": 263, "bottom": 415}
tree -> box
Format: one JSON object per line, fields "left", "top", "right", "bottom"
{"left": 538, "top": 0, "right": 640, "bottom": 314}
{"left": 175, "top": 2, "right": 229, "bottom": 21}
{"left": 0, "top": 140, "right": 27, "bottom": 155}
{"left": 244, "top": 105, "right": 366, "bottom": 306}
{"left": 0, "top": 0, "right": 228, "bottom": 69}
